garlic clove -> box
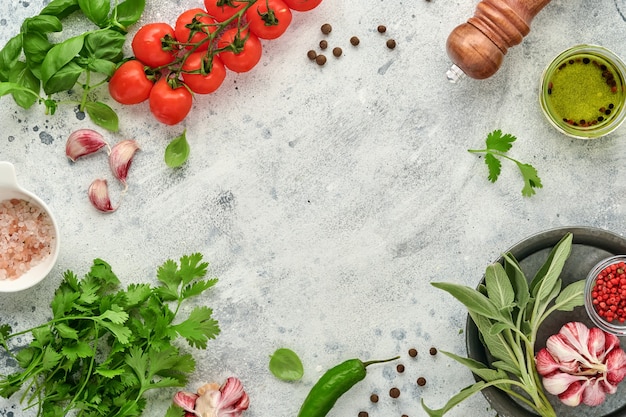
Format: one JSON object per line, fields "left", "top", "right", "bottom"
{"left": 109, "top": 140, "right": 140, "bottom": 189}
{"left": 66, "top": 129, "right": 109, "bottom": 161}
{"left": 88, "top": 179, "right": 117, "bottom": 213}
{"left": 172, "top": 391, "right": 199, "bottom": 413}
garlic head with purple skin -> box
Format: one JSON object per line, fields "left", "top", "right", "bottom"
{"left": 66, "top": 129, "right": 110, "bottom": 161}
{"left": 536, "top": 321, "right": 626, "bottom": 407}
{"left": 173, "top": 377, "right": 249, "bottom": 417}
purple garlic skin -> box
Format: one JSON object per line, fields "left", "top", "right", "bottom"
{"left": 66, "top": 129, "right": 109, "bottom": 161}
{"left": 88, "top": 178, "right": 117, "bottom": 213}
{"left": 109, "top": 139, "right": 140, "bottom": 188}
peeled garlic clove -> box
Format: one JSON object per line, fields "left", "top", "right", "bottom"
{"left": 88, "top": 178, "right": 117, "bottom": 213}
{"left": 109, "top": 140, "right": 140, "bottom": 189}
{"left": 66, "top": 129, "right": 109, "bottom": 161}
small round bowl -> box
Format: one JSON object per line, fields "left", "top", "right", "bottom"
{"left": 0, "top": 161, "right": 60, "bottom": 292}
{"left": 584, "top": 255, "right": 626, "bottom": 336}
{"left": 540, "top": 44, "right": 626, "bottom": 139}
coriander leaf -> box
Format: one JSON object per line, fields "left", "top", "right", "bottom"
{"left": 165, "top": 130, "right": 191, "bottom": 168}
{"left": 485, "top": 129, "right": 516, "bottom": 152}
{"left": 173, "top": 306, "right": 220, "bottom": 349}
{"left": 62, "top": 340, "right": 93, "bottom": 360}
{"left": 517, "top": 162, "right": 543, "bottom": 197}
{"left": 165, "top": 404, "right": 186, "bottom": 417}
{"left": 99, "top": 308, "right": 129, "bottom": 325}
{"left": 179, "top": 253, "right": 208, "bottom": 286}
{"left": 54, "top": 322, "right": 79, "bottom": 340}
{"left": 41, "top": 346, "right": 63, "bottom": 371}
{"left": 183, "top": 279, "right": 218, "bottom": 299}
{"left": 484, "top": 153, "right": 501, "bottom": 183}
{"left": 269, "top": 348, "right": 304, "bottom": 381}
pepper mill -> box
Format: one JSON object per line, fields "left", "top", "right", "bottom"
{"left": 445, "top": 0, "right": 552, "bottom": 82}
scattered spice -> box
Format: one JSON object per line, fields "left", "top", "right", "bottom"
{"left": 358, "top": 412, "right": 368, "bottom": 417}
{"left": 408, "top": 348, "right": 418, "bottom": 357}
{"left": 307, "top": 50, "right": 317, "bottom": 60}
{"left": 332, "top": 47, "right": 342, "bottom": 57}
{"left": 319, "top": 40, "right": 328, "bottom": 50}
{"left": 389, "top": 387, "right": 400, "bottom": 398}
{"left": 0, "top": 199, "right": 55, "bottom": 280}
{"left": 377, "top": 25, "right": 386, "bottom": 33}
{"left": 350, "top": 36, "right": 360, "bottom": 46}
{"left": 386, "top": 39, "right": 396, "bottom": 49}
{"left": 396, "top": 364, "right": 405, "bottom": 373}
{"left": 315, "top": 55, "right": 327, "bottom": 66}
{"left": 429, "top": 347, "right": 437, "bottom": 356}
{"left": 370, "top": 393, "right": 379, "bottom": 403}
{"left": 417, "top": 377, "right": 427, "bottom": 386}
{"left": 321, "top": 23, "right": 332, "bottom": 34}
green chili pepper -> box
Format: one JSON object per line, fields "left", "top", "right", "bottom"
{"left": 297, "top": 355, "right": 400, "bottom": 417}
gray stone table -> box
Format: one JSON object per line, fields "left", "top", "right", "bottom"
{"left": 2, "top": 1, "right": 626, "bottom": 417}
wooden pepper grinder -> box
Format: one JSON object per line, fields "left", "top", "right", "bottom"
{"left": 446, "top": 0, "right": 552, "bottom": 82}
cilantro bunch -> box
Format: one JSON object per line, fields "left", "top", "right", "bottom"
{"left": 0, "top": 253, "right": 220, "bottom": 417}
{"left": 468, "top": 130, "right": 543, "bottom": 197}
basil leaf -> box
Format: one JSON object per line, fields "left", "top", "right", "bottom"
{"left": 41, "top": 34, "right": 85, "bottom": 87}
{"left": 78, "top": 0, "right": 111, "bottom": 28}
{"left": 9, "top": 62, "right": 40, "bottom": 108}
{"left": 165, "top": 130, "right": 190, "bottom": 168}
{"left": 0, "top": 35, "right": 23, "bottom": 82}
{"left": 113, "top": 0, "right": 146, "bottom": 29}
{"left": 85, "top": 101, "right": 119, "bottom": 132}
{"left": 0, "top": 81, "right": 38, "bottom": 98}
{"left": 85, "top": 30, "right": 126, "bottom": 61}
{"left": 553, "top": 280, "right": 585, "bottom": 312}
{"left": 40, "top": 0, "right": 80, "bottom": 19}
{"left": 484, "top": 263, "right": 515, "bottom": 312}
{"left": 44, "top": 61, "right": 82, "bottom": 94}
{"left": 21, "top": 15, "right": 63, "bottom": 34}
{"left": 269, "top": 348, "right": 303, "bottom": 381}
{"left": 23, "top": 32, "right": 52, "bottom": 65}
{"left": 87, "top": 58, "right": 116, "bottom": 76}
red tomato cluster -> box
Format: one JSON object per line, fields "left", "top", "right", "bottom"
{"left": 108, "top": 0, "right": 322, "bottom": 125}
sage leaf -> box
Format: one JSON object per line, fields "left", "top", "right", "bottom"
{"left": 530, "top": 233, "right": 572, "bottom": 301}
{"left": 165, "top": 130, "right": 190, "bottom": 168}
{"left": 431, "top": 282, "right": 505, "bottom": 322}
{"left": 485, "top": 263, "right": 515, "bottom": 311}
{"left": 85, "top": 101, "right": 119, "bottom": 132}
{"left": 422, "top": 381, "right": 489, "bottom": 417}
{"left": 441, "top": 351, "right": 509, "bottom": 386}
{"left": 269, "top": 348, "right": 304, "bottom": 381}
{"left": 503, "top": 252, "right": 530, "bottom": 310}
{"left": 469, "top": 311, "right": 516, "bottom": 369}
{"left": 553, "top": 280, "right": 585, "bottom": 312}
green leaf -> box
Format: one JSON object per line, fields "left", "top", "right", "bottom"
{"left": 431, "top": 282, "right": 505, "bottom": 322}
{"left": 40, "top": 0, "right": 80, "bottom": 19}
{"left": 21, "top": 15, "right": 63, "bottom": 34}
{"left": 468, "top": 311, "right": 516, "bottom": 369}
{"left": 530, "top": 233, "right": 573, "bottom": 301}
{"left": 165, "top": 404, "right": 186, "bottom": 417}
{"left": 517, "top": 162, "right": 543, "bottom": 197}
{"left": 484, "top": 153, "right": 501, "bottom": 183}
{"left": 23, "top": 32, "right": 53, "bottom": 66}
{"left": 85, "top": 29, "right": 126, "bottom": 61}
{"left": 0, "top": 35, "right": 24, "bottom": 82}
{"left": 179, "top": 253, "right": 208, "bottom": 285}
{"left": 440, "top": 351, "right": 508, "bottom": 386}
{"left": 99, "top": 308, "right": 129, "bottom": 325}
{"left": 554, "top": 280, "right": 585, "bottom": 312}
{"left": 485, "top": 129, "right": 516, "bottom": 153}
{"left": 165, "top": 130, "right": 191, "bottom": 168}
{"left": 182, "top": 279, "right": 218, "bottom": 299}
{"left": 78, "top": 0, "right": 111, "bottom": 27}
{"left": 173, "top": 306, "right": 220, "bottom": 349}
{"left": 84, "top": 101, "right": 119, "bottom": 132}
{"left": 503, "top": 253, "right": 530, "bottom": 311}
{"left": 41, "top": 346, "right": 63, "bottom": 371}
{"left": 8, "top": 62, "right": 39, "bottom": 109}
{"left": 62, "top": 340, "right": 93, "bottom": 360}
{"left": 484, "top": 263, "right": 515, "bottom": 312}
{"left": 43, "top": 60, "right": 82, "bottom": 94}
{"left": 113, "top": 0, "right": 146, "bottom": 29}
{"left": 41, "top": 34, "right": 85, "bottom": 87}
{"left": 54, "top": 322, "right": 79, "bottom": 340}
{"left": 269, "top": 348, "right": 304, "bottom": 381}
{"left": 421, "top": 381, "right": 489, "bottom": 417}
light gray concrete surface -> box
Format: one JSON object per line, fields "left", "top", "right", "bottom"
{"left": 2, "top": 1, "right": 626, "bottom": 416}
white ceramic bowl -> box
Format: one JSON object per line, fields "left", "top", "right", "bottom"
{"left": 0, "top": 161, "right": 60, "bottom": 292}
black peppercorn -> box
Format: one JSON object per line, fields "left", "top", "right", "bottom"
{"left": 429, "top": 347, "right": 437, "bottom": 355}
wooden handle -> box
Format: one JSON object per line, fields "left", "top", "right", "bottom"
{"left": 446, "top": 0, "right": 552, "bottom": 79}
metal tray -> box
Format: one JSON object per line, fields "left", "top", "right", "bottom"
{"left": 466, "top": 226, "right": 626, "bottom": 417}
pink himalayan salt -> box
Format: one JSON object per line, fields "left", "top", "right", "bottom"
{"left": 0, "top": 198, "right": 54, "bottom": 280}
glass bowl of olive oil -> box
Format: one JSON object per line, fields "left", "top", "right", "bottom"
{"left": 540, "top": 44, "right": 626, "bottom": 139}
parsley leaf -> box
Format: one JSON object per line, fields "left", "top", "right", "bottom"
{"left": 468, "top": 129, "right": 543, "bottom": 197}
{"left": 0, "top": 253, "right": 220, "bottom": 416}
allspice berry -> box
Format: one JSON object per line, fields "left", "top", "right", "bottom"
{"left": 389, "top": 387, "right": 401, "bottom": 398}
{"left": 377, "top": 25, "right": 386, "bottom": 33}
{"left": 321, "top": 23, "right": 332, "bottom": 34}
{"left": 408, "top": 348, "right": 418, "bottom": 357}
{"left": 417, "top": 377, "right": 427, "bottom": 386}
{"left": 370, "top": 393, "right": 379, "bottom": 403}
{"left": 429, "top": 347, "right": 438, "bottom": 355}
{"left": 315, "top": 54, "right": 327, "bottom": 66}
{"left": 332, "top": 47, "right": 342, "bottom": 57}
{"left": 386, "top": 39, "right": 396, "bottom": 49}
{"left": 350, "top": 36, "right": 360, "bottom": 46}
{"left": 319, "top": 40, "right": 328, "bottom": 50}
{"left": 307, "top": 50, "right": 317, "bottom": 60}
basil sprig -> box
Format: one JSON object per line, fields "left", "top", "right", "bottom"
{"left": 422, "top": 233, "right": 585, "bottom": 417}
{"left": 0, "top": 0, "right": 146, "bottom": 131}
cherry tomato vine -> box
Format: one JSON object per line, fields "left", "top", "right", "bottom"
{"left": 109, "top": 0, "right": 322, "bottom": 126}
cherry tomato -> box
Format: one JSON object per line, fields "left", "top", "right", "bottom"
{"left": 283, "top": 0, "right": 322, "bottom": 12}
{"left": 182, "top": 52, "right": 226, "bottom": 94}
{"left": 108, "top": 60, "right": 154, "bottom": 105}
{"left": 149, "top": 78, "right": 193, "bottom": 125}
{"left": 217, "top": 28, "right": 262, "bottom": 73}
{"left": 245, "top": 0, "right": 292, "bottom": 40}
{"left": 204, "top": 0, "right": 247, "bottom": 22}
{"left": 132, "top": 23, "right": 177, "bottom": 68}
{"left": 175, "top": 8, "right": 218, "bottom": 51}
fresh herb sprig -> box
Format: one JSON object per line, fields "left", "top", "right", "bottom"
{"left": 0, "top": 253, "right": 220, "bottom": 417}
{"left": 0, "top": 0, "right": 146, "bottom": 131}
{"left": 422, "top": 233, "right": 585, "bottom": 417}
{"left": 468, "top": 129, "right": 543, "bottom": 197}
